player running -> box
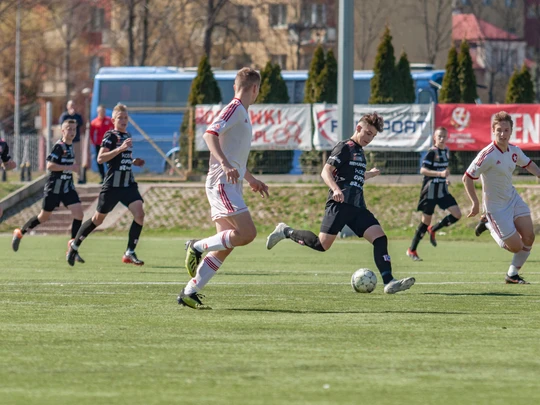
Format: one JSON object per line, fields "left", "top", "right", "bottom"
{"left": 266, "top": 113, "right": 415, "bottom": 294}
{"left": 11, "top": 120, "right": 84, "bottom": 262}
{"left": 407, "top": 127, "right": 461, "bottom": 261}
{"left": 180, "top": 67, "right": 269, "bottom": 309}
{"left": 66, "top": 104, "right": 146, "bottom": 266}
{"left": 0, "top": 135, "right": 17, "bottom": 219}
{"left": 463, "top": 111, "right": 540, "bottom": 284}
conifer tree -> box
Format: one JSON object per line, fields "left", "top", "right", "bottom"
{"left": 439, "top": 46, "right": 461, "bottom": 103}
{"left": 506, "top": 64, "right": 536, "bottom": 103}
{"left": 318, "top": 48, "right": 338, "bottom": 103}
{"left": 519, "top": 64, "right": 535, "bottom": 103}
{"left": 180, "top": 55, "right": 222, "bottom": 171}
{"left": 304, "top": 45, "right": 326, "bottom": 103}
{"left": 369, "top": 26, "right": 396, "bottom": 104}
{"left": 458, "top": 40, "right": 478, "bottom": 103}
{"left": 395, "top": 51, "right": 415, "bottom": 103}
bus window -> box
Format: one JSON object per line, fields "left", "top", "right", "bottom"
{"left": 216, "top": 79, "right": 235, "bottom": 102}
{"left": 416, "top": 89, "right": 434, "bottom": 104}
{"left": 160, "top": 80, "right": 192, "bottom": 107}
{"left": 353, "top": 80, "right": 370, "bottom": 104}
{"left": 294, "top": 80, "right": 306, "bottom": 103}
{"left": 99, "top": 81, "right": 158, "bottom": 108}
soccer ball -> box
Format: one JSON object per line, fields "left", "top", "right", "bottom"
{"left": 351, "top": 268, "right": 377, "bottom": 293}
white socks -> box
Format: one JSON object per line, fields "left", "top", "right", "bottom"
{"left": 185, "top": 255, "right": 222, "bottom": 294}
{"left": 508, "top": 245, "right": 532, "bottom": 276}
{"left": 194, "top": 230, "right": 234, "bottom": 252}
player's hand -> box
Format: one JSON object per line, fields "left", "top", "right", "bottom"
{"left": 467, "top": 203, "right": 480, "bottom": 218}
{"left": 222, "top": 164, "right": 240, "bottom": 184}
{"left": 5, "top": 160, "right": 16, "bottom": 170}
{"left": 249, "top": 179, "right": 269, "bottom": 198}
{"left": 367, "top": 167, "right": 380, "bottom": 178}
{"left": 133, "top": 158, "right": 145, "bottom": 167}
{"left": 119, "top": 138, "right": 132, "bottom": 152}
{"left": 446, "top": 179, "right": 451, "bottom": 186}
{"left": 332, "top": 188, "right": 344, "bottom": 203}
{"left": 441, "top": 168, "right": 450, "bottom": 178}
{"left": 70, "top": 164, "right": 80, "bottom": 172}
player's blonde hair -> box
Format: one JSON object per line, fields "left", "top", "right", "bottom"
{"left": 112, "top": 104, "right": 128, "bottom": 119}
{"left": 235, "top": 67, "right": 261, "bottom": 90}
{"left": 492, "top": 111, "right": 513, "bottom": 130}
{"left": 61, "top": 119, "right": 77, "bottom": 129}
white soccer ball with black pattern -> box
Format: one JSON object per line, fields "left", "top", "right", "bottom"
{"left": 351, "top": 268, "right": 377, "bottom": 293}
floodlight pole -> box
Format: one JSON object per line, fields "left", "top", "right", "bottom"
{"left": 337, "top": 0, "right": 354, "bottom": 141}
{"left": 14, "top": 0, "right": 21, "bottom": 167}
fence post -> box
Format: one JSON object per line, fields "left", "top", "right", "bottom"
{"left": 188, "top": 107, "right": 194, "bottom": 173}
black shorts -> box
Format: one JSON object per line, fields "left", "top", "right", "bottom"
{"left": 417, "top": 193, "right": 458, "bottom": 215}
{"left": 42, "top": 189, "right": 81, "bottom": 212}
{"left": 97, "top": 185, "right": 143, "bottom": 214}
{"left": 320, "top": 201, "right": 380, "bottom": 237}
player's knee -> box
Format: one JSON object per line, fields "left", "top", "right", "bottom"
{"left": 92, "top": 214, "right": 104, "bottom": 226}
{"left": 522, "top": 233, "right": 535, "bottom": 247}
{"left": 452, "top": 211, "right": 462, "bottom": 220}
{"left": 134, "top": 211, "right": 145, "bottom": 224}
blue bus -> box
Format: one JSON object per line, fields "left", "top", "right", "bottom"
{"left": 91, "top": 66, "right": 444, "bottom": 173}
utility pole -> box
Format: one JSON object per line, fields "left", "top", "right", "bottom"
{"left": 337, "top": 0, "right": 354, "bottom": 141}
{"left": 14, "top": 0, "right": 21, "bottom": 167}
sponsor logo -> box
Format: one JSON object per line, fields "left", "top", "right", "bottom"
{"left": 450, "top": 107, "right": 471, "bottom": 131}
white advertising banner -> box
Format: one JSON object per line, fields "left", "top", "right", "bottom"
{"left": 312, "top": 104, "right": 433, "bottom": 151}
{"left": 195, "top": 104, "right": 312, "bottom": 151}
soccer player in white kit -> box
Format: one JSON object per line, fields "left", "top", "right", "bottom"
{"left": 179, "top": 67, "right": 269, "bottom": 309}
{"left": 463, "top": 111, "right": 540, "bottom": 284}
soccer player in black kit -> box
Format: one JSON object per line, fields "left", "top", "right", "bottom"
{"left": 0, "top": 136, "right": 17, "bottom": 219}
{"left": 266, "top": 113, "right": 415, "bottom": 294}
{"left": 12, "top": 120, "right": 85, "bottom": 263}
{"left": 66, "top": 104, "right": 146, "bottom": 266}
{"left": 407, "top": 127, "right": 461, "bottom": 261}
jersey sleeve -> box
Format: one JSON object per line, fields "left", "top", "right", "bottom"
{"left": 466, "top": 149, "right": 493, "bottom": 180}
{"left": 206, "top": 102, "right": 241, "bottom": 137}
{"left": 0, "top": 143, "right": 10, "bottom": 163}
{"left": 101, "top": 131, "right": 117, "bottom": 149}
{"left": 46, "top": 143, "right": 64, "bottom": 164}
{"left": 421, "top": 150, "right": 436, "bottom": 169}
{"left": 516, "top": 147, "right": 531, "bottom": 168}
{"left": 326, "top": 142, "right": 349, "bottom": 170}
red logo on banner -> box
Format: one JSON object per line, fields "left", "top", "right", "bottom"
{"left": 450, "top": 107, "right": 471, "bottom": 131}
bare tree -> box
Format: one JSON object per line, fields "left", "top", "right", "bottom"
{"left": 354, "top": 1, "right": 389, "bottom": 69}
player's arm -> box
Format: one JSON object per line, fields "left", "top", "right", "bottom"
{"left": 525, "top": 161, "right": 540, "bottom": 177}
{"left": 97, "top": 137, "right": 131, "bottom": 163}
{"left": 47, "top": 162, "right": 77, "bottom": 172}
{"left": 244, "top": 169, "right": 269, "bottom": 198}
{"left": 365, "top": 167, "right": 380, "bottom": 180}
{"left": 1, "top": 159, "right": 16, "bottom": 171}
{"left": 420, "top": 167, "right": 449, "bottom": 178}
{"left": 203, "top": 131, "right": 238, "bottom": 184}
{"left": 321, "top": 163, "right": 344, "bottom": 203}
{"left": 462, "top": 173, "right": 480, "bottom": 217}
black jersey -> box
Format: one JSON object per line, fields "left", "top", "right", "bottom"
{"left": 420, "top": 147, "right": 450, "bottom": 199}
{"left": 0, "top": 139, "right": 11, "bottom": 163}
{"left": 326, "top": 139, "right": 367, "bottom": 209}
{"left": 101, "top": 130, "right": 136, "bottom": 190}
{"left": 45, "top": 141, "right": 76, "bottom": 195}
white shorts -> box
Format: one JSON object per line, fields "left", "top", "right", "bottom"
{"left": 485, "top": 194, "right": 530, "bottom": 247}
{"left": 206, "top": 183, "right": 248, "bottom": 221}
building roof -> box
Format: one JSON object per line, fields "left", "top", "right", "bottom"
{"left": 452, "top": 14, "right": 520, "bottom": 42}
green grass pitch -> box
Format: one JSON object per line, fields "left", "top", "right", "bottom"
{"left": 1, "top": 235, "right": 539, "bottom": 405}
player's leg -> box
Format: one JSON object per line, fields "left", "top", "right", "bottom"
{"left": 179, "top": 218, "right": 237, "bottom": 309}
{"left": 427, "top": 195, "right": 461, "bottom": 247}
{"left": 506, "top": 215, "right": 534, "bottom": 284}
{"left": 363, "top": 223, "right": 415, "bottom": 294}
{"left": 12, "top": 201, "right": 54, "bottom": 252}
{"left": 122, "top": 199, "right": 145, "bottom": 265}
{"left": 408, "top": 213, "right": 431, "bottom": 261}
{"left": 267, "top": 201, "right": 343, "bottom": 251}
{"left": 67, "top": 202, "right": 85, "bottom": 263}
{"left": 67, "top": 211, "right": 108, "bottom": 266}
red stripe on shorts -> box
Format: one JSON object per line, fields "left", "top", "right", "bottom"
{"left": 219, "top": 184, "right": 234, "bottom": 213}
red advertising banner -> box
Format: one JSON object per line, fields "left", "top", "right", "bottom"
{"left": 435, "top": 104, "right": 540, "bottom": 151}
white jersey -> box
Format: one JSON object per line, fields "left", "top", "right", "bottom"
{"left": 205, "top": 98, "right": 252, "bottom": 186}
{"left": 465, "top": 142, "right": 531, "bottom": 212}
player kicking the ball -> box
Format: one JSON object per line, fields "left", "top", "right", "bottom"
{"left": 66, "top": 104, "right": 146, "bottom": 266}
{"left": 463, "top": 111, "right": 540, "bottom": 284}
{"left": 266, "top": 113, "right": 415, "bottom": 294}
{"left": 180, "top": 67, "right": 269, "bottom": 309}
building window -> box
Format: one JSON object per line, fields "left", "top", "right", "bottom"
{"left": 461, "top": 0, "right": 471, "bottom": 5}
{"left": 271, "top": 54, "right": 287, "bottom": 69}
{"left": 505, "top": 0, "right": 516, "bottom": 8}
{"left": 90, "top": 7, "right": 105, "bottom": 31}
{"left": 301, "top": 3, "right": 327, "bottom": 26}
{"left": 482, "top": 0, "right": 492, "bottom": 5}
{"left": 527, "top": 5, "right": 538, "bottom": 18}
{"left": 237, "top": 5, "right": 252, "bottom": 25}
{"left": 269, "top": 4, "right": 287, "bottom": 27}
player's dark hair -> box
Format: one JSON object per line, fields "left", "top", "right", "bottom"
{"left": 492, "top": 111, "right": 513, "bottom": 130}
{"left": 61, "top": 119, "right": 77, "bottom": 128}
{"left": 360, "top": 112, "right": 384, "bottom": 132}
{"left": 235, "top": 67, "right": 261, "bottom": 90}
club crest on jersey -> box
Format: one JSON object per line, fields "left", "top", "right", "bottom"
{"left": 512, "top": 153, "right": 517, "bottom": 163}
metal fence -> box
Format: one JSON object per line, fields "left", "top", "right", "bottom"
{"left": 1, "top": 133, "right": 41, "bottom": 172}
